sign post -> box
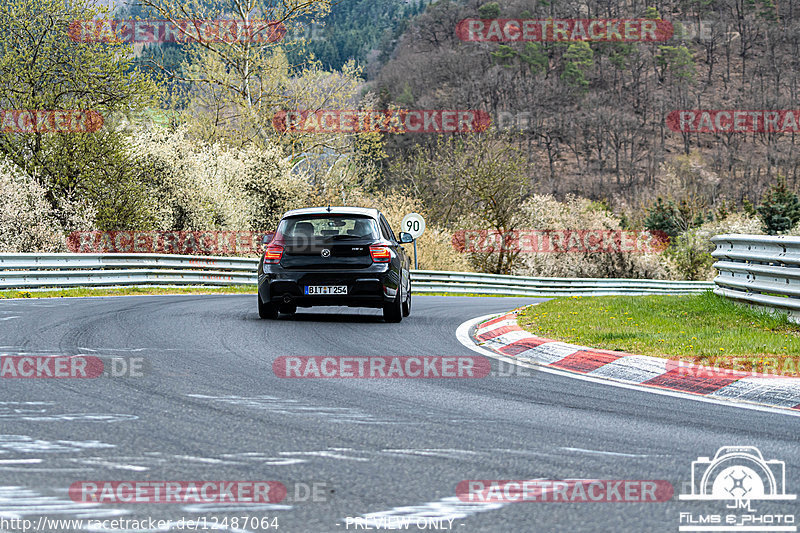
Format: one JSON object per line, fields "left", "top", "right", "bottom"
{"left": 401, "top": 213, "right": 426, "bottom": 270}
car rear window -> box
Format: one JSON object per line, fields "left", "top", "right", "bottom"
{"left": 277, "top": 215, "right": 379, "bottom": 240}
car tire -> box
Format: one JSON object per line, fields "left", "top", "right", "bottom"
{"left": 258, "top": 296, "right": 279, "bottom": 319}
{"left": 383, "top": 279, "right": 403, "bottom": 323}
{"left": 402, "top": 287, "right": 411, "bottom": 317}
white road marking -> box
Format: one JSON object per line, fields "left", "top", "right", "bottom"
{"left": 347, "top": 494, "right": 509, "bottom": 529}
{"left": 0, "top": 486, "right": 126, "bottom": 519}
{"left": 279, "top": 450, "right": 370, "bottom": 462}
{"left": 381, "top": 449, "right": 480, "bottom": 458}
{"left": 187, "top": 394, "right": 393, "bottom": 424}
{"left": 78, "top": 347, "right": 148, "bottom": 352}
{"left": 0, "top": 436, "right": 115, "bottom": 454}
{"left": 0, "top": 413, "right": 138, "bottom": 423}
{"left": 218, "top": 452, "right": 305, "bottom": 466}
{"left": 73, "top": 458, "right": 148, "bottom": 471}
{"left": 0, "top": 467, "right": 89, "bottom": 472}
{"left": 171, "top": 455, "right": 237, "bottom": 465}
{"left": 560, "top": 447, "right": 654, "bottom": 458}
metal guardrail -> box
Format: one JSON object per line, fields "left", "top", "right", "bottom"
{"left": 410, "top": 270, "right": 712, "bottom": 296}
{"left": 712, "top": 234, "right": 800, "bottom": 322}
{"left": 0, "top": 254, "right": 258, "bottom": 289}
{"left": 0, "top": 253, "right": 714, "bottom": 296}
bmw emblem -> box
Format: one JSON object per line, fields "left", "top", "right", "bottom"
{"left": 321, "top": 248, "right": 331, "bottom": 258}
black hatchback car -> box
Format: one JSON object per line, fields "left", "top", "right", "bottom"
{"left": 257, "top": 207, "right": 414, "bottom": 322}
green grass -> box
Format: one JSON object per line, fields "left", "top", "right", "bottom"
{"left": 517, "top": 291, "right": 800, "bottom": 374}
{"left": 0, "top": 286, "right": 259, "bottom": 299}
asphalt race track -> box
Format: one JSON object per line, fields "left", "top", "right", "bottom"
{"left": 1, "top": 295, "right": 798, "bottom": 533}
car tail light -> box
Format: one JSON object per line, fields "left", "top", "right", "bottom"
{"left": 263, "top": 244, "right": 284, "bottom": 264}
{"left": 369, "top": 245, "right": 391, "bottom": 262}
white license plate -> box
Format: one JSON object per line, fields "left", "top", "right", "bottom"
{"left": 305, "top": 285, "right": 348, "bottom": 295}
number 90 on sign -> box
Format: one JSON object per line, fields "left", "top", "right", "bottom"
{"left": 401, "top": 213, "right": 425, "bottom": 239}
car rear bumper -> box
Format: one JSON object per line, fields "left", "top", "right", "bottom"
{"left": 258, "top": 265, "right": 398, "bottom": 308}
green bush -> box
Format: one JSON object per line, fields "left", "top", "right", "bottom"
{"left": 478, "top": 2, "right": 500, "bottom": 18}
{"left": 757, "top": 177, "right": 800, "bottom": 234}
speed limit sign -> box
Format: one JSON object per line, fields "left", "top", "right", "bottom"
{"left": 401, "top": 213, "right": 425, "bottom": 270}
{"left": 401, "top": 213, "right": 426, "bottom": 239}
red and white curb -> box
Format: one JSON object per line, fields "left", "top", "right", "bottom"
{"left": 457, "top": 309, "right": 800, "bottom": 415}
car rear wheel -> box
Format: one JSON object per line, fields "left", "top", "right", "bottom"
{"left": 258, "top": 296, "right": 279, "bottom": 319}
{"left": 383, "top": 279, "right": 403, "bottom": 323}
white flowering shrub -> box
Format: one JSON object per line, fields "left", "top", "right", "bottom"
{"left": 666, "top": 214, "right": 764, "bottom": 280}
{"left": 512, "top": 195, "right": 669, "bottom": 279}
{"left": 126, "top": 127, "right": 310, "bottom": 233}
{"left": 240, "top": 145, "right": 310, "bottom": 231}
{"left": 0, "top": 158, "right": 67, "bottom": 252}
{"left": 784, "top": 222, "right": 800, "bottom": 236}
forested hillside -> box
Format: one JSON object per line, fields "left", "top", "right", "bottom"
{"left": 120, "top": 0, "right": 429, "bottom": 77}
{"left": 289, "top": 0, "right": 429, "bottom": 75}
{"left": 376, "top": 0, "right": 800, "bottom": 215}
